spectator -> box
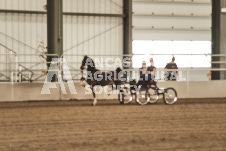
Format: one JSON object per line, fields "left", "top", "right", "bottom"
{"left": 140, "top": 61, "right": 147, "bottom": 77}
{"left": 147, "top": 58, "right": 156, "bottom": 81}
{"left": 137, "top": 61, "right": 148, "bottom": 86}
{"left": 164, "top": 57, "right": 178, "bottom": 81}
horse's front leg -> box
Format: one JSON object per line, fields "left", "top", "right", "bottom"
{"left": 119, "top": 86, "right": 124, "bottom": 104}
{"left": 92, "top": 86, "right": 97, "bottom": 106}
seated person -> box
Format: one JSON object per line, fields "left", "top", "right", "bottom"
{"left": 147, "top": 58, "right": 156, "bottom": 81}
{"left": 164, "top": 57, "right": 178, "bottom": 81}
{"left": 137, "top": 61, "right": 148, "bottom": 87}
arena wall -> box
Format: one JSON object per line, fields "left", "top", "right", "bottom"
{"left": 0, "top": 80, "right": 225, "bottom": 102}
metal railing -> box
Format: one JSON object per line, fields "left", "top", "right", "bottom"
{"left": 0, "top": 44, "right": 58, "bottom": 82}
{"left": 1, "top": 52, "right": 226, "bottom": 82}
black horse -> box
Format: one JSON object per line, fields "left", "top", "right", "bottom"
{"left": 80, "top": 55, "right": 124, "bottom": 106}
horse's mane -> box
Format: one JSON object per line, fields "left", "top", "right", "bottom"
{"left": 83, "top": 56, "right": 96, "bottom": 71}
{"left": 83, "top": 56, "right": 122, "bottom": 75}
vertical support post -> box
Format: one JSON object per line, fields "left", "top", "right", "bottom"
{"left": 123, "top": 0, "right": 132, "bottom": 79}
{"left": 220, "top": 0, "right": 226, "bottom": 79}
{"left": 123, "top": 0, "right": 132, "bottom": 56}
{"left": 211, "top": 0, "right": 221, "bottom": 80}
{"left": 47, "top": 0, "right": 63, "bottom": 82}
{"left": 15, "top": 55, "right": 18, "bottom": 83}
{"left": 9, "top": 51, "right": 13, "bottom": 82}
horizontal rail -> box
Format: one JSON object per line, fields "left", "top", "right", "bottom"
{"left": 1, "top": 61, "right": 225, "bottom": 65}
{"left": 0, "top": 53, "right": 225, "bottom": 57}
{"left": 61, "top": 54, "right": 226, "bottom": 57}
{"left": 68, "top": 68, "right": 226, "bottom": 72}
{"left": 133, "top": 13, "right": 211, "bottom": 19}
{"left": 2, "top": 68, "right": 226, "bottom": 73}
{"left": 0, "top": 9, "right": 124, "bottom": 17}
{"left": 133, "top": 0, "right": 211, "bottom": 5}
{"left": 133, "top": 27, "right": 211, "bottom": 31}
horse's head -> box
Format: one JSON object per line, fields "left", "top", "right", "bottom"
{"left": 80, "top": 55, "right": 95, "bottom": 70}
{"left": 116, "top": 67, "right": 122, "bottom": 74}
{"left": 115, "top": 67, "right": 123, "bottom": 79}
{"left": 80, "top": 55, "right": 88, "bottom": 70}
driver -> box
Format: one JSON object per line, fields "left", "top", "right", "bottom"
{"left": 137, "top": 61, "right": 148, "bottom": 87}
{"left": 147, "top": 58, "right": 156, "bottom": 81}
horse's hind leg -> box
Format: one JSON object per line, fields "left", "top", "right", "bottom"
{"left": 107, "top": 84, "right": 114, "bottom": 96}
{"left": 117, "top": 85, "right": 124, "bottom": 104}
{"left": 92, "top": 87, "right": 97, "bottom": 106}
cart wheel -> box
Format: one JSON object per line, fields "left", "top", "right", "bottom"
{"left": 147, "top": 88, "right": 159, "bottom": 104}
{"left": 136, "top": 88, "right": 149, "bottom": 105}
{"left": 163, "top": 87, "right": 177, "bottom": 105}
{"left": 118, "top": 87, "right": 133, "bottom": 104}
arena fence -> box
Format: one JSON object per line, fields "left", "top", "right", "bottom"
{"left": 1, "top": 50, "right": 226, "bottom": 101}
{"left": 0, "top": 48, "right": 226, "bottom": 82}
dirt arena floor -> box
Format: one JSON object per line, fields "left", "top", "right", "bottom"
{"left": 0, "top": 98, "right": 226, "bottom": 151}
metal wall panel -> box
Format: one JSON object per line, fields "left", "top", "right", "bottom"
{"left": 0, "top": 0, "right": 124, "bottom": 81}
{"left": 133, "top": 30, "right": 211, "bottom": 41}
{"left": 0, "top": 13, "right": 47, "bottom": 54}
{"left": 133, "top": 0, "right": 212, "bottom": 40}
{"left": 0, "top": 0, "right": 46, "bottom": 11}
{"left": 134, "top": 17, "right": 211, "bottom": 29}
{"left": 63, "top": 0, "right": 123, "bottom": 73}
{"left": 0, "top": 0, "right": 48, "bottom": 81}
{"left": 63, "top": 0, "right": 123, "bottom": 14}
{"left": 133, "top": 1, "right": 211, "bottom": 15}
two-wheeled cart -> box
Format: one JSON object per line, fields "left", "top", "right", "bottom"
{"left": 118, "top": 80, "right": 178, "bottom": 105}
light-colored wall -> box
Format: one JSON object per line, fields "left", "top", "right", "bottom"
{"left": 133, "top": 0, "right": 211, "bottom": 40}
{"left": 63, "top": 0, "right": 123, "bottom": 71}
{"left": 0, "top": 81, "right": 226, "bottom": 102}
{"left": 0, "top": 0, "right": 123, "bottom": 81}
